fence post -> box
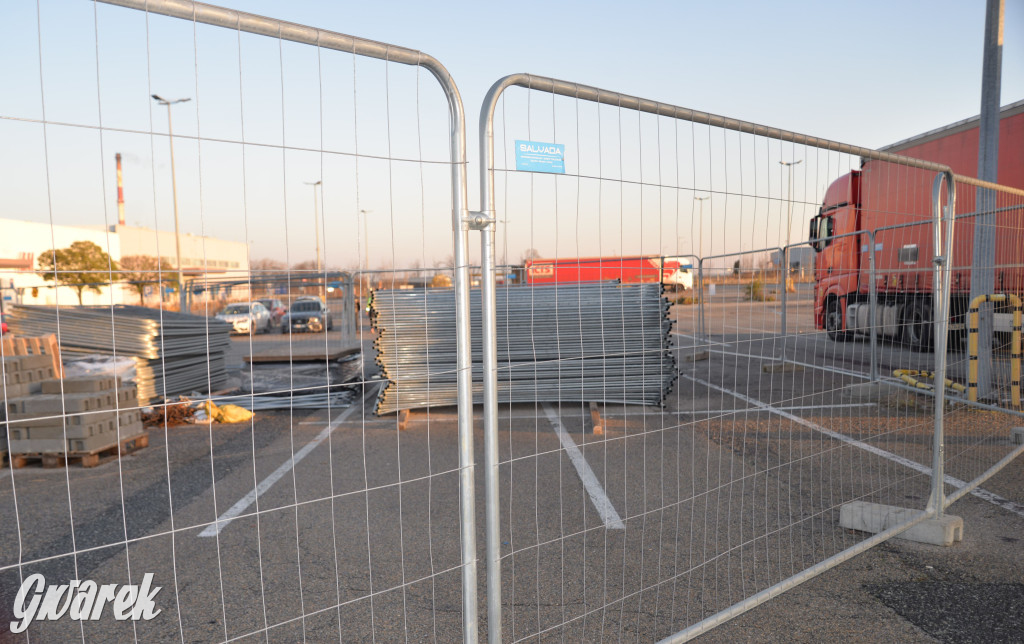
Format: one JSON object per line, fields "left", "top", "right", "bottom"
{"left": 479, "top": 79, "right": 506, "bottom": 644}
{"left": 929, "top": 171, "right": 956, "bottom": 517}
{"left": 868, "top": 231, "right": 879, "bottom": 382}
{"left": 780, "top": 246, "right": 789, "bottom": 358}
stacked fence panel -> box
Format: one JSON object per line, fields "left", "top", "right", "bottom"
{"left": 7, "top": 305, "right": 231, "bottom": 403}
{"left": 370, "top": 282, "right": 676, "bottom": 414}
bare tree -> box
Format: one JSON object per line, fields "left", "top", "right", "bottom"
{"left": 520, "top": 248, "right": 542, "bottom": 263}
{"left": 251, "top": 258, "right": 286, "bottom": 272}
{"left": 119, "top": 255, "right": 172, "bottom": 305}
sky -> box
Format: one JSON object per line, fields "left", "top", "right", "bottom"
{"left": 0, "top": 0, "right": 1021, "bottom": 271}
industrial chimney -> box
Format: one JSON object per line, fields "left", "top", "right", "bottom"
{"left": 115, "top": 152, "right": 125, "bottom": 226}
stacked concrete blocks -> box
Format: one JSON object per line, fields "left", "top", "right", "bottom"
{"left": 3, "top": 372, "right": 147, "bottom": 467}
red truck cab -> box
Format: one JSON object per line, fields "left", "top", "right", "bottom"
{"left": 810, "top": 100, "right": 1024, "bottom": 350}
{"left": 811, "top": 172, "right": 861, "bottom": 336}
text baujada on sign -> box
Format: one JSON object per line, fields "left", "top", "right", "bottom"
{"left": 10, "top": 573, "right": 162, "bottom": 633}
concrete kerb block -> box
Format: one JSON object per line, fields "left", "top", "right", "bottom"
{"left": 1012, "top": 427, "right": 1024, "bottom": 446}
{"left": 840, "top": 501, "right": 963, "bottom": 547}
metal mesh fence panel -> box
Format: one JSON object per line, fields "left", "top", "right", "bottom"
{"left": 941, "top": 179, "right": 1024, "bottom": 508}
{"left": 0, "top": 1, "right": 478, "bottom": 641}
{"left": 476, "top": 75, "right": 1024, "bottom": 642}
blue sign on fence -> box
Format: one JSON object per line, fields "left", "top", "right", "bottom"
{"left": 515, "top": 140, "right": 565, "bottom": 174}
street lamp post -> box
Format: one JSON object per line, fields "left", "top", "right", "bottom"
{"left": 305, "top": 180, "right": 322, "bottom": 273}
{"left": 360, "top": 209, "right": 371, "bottom": 292}
{"left": 694, "top": 195, "right": 710, "bottom": 339}
{"left": 694, "top": 195, "right": 710, "bottom": 262}
{"left": 152, "top": 94, "right": 191, "bottom": 313}
{"left": 779, "top": 159, "right": 803, "bottom": 253}
{"left": 306, "top": 180, "right": 324, "bottom": 300}
{"left": 779, "top": 159, "right": 802, "bottom": 358}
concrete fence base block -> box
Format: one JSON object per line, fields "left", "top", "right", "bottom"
{"left": 839, "top": 501, "right": 963, "bottom": 547}
{"left": 761, "top": 361, "right": 804, "bottom": 374}
{"left": 1011, "top": 427, "right": 1024, "bottom": 446}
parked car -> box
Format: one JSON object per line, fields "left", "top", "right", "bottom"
{"left": 216, "top": 302, "right": 272, "bottom": 335}
{"left": 257, "top": 298, "right": 287, "bottom": 325}
{"left": 282, "top": 299, "right": 333, "bottom": 333}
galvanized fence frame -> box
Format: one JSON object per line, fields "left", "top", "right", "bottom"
{"left": 476, "top": 72, "right": 1021, "bottom": 643}
{"left": 7, "top": 0, "right": 481, "bottom": 640}
{"left": 939, "top": 180, "right": 1024, "bottom": 510}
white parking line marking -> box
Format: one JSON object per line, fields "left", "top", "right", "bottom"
{"left": 680, "top": 374, "right": 1024, "bottom": 519}
{"left": 542, "top": 403, "right": 625, "bottom": 530}
{"left": 653, "top": 403, "right": 878, "bottom": 415}
{"left": 199, "top": 386, "right": 378, "bottom": 537}
{"left": 602, "top": 404, "right": 878, "bottom": 418}
{"left": 672, "top": 332, "right": 732, "bottom": 348}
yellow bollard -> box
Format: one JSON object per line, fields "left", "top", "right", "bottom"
{"left": 967, "top": 294, "right": 1022, "bottom": 409}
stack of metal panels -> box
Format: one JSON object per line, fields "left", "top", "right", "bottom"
{"left": 6, "top": 305, "right": 231, "bottom": 404}
{"left": 371, "top": 282, "right": 676, "bottom": 414}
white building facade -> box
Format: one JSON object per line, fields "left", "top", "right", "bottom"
{"left": 0, "top": 218, "right": 249, "bottom": 309}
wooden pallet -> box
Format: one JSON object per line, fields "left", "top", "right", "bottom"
{"left": 10, "top": 432, "right": 148, "bottom": 469}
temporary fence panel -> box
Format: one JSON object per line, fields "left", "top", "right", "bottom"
{"left": 0, "top": 1, "right": 478, "bottom": 642}
{"left": 940, "top": 179, "right": 1024, "bottom": 509}
{"left": 475, "top": 74, "right": 1022, "bottom": 643}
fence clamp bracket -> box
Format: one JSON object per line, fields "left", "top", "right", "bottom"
{"left": 465, "top": 211, "right": 496, "bottom": 230}
{"left": 933, "top": 256, "right": 946, "bottom": 267}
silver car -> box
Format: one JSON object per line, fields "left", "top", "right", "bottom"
{"left": 216, "top": 302, "right": 273, "bottom": 335}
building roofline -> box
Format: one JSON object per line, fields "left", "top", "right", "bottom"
{"left": 879, "top": 99, "right": 1024, "bottom": 153}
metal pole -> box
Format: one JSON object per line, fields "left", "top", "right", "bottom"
{"left": 152, "top": 95, "right": 191, "bottom": 314}
{"left": 698, "top": 257, "right": 706, "bottom": 340}
{"left": 780, "top": 160, "right": 802, "bottom": 249}
{"left": 970, "top": 0, "right": 1004, "bottom": 399}
{"left": 306, "top": 180, "right": 323, "bottom": 301}
{"left": 361, "top": 209, "right": 371, "bottom": 291}
{"left": 480, "top": 218, "right": 500, "bottom": 643}
{"left": 868, "top": 230, "right": 879, "bottom": 381}
{"left": 779, "top": 160, "right": 801, "bottom": 362}
{"left": 929, "top": 171, "right": 957, "bottom": 519}
{"left": 780, "top": 246, "right": 789, "bottom": 351}
{"left": 306, "top": 180, "right": 322, "bottom": 273}
{"left": 447, "top": 75, "right": 479, "bottom": 644}
{"left": 479, "top": 81, "right": 502, "bottom": 644}
{"left": 695, "top": 196, "right": 709, "bottom": 341}
{"left": 695, "top": 196, "right": 708, "bottom": 265}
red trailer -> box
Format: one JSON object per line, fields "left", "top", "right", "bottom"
{"left": 525, "top": 255, "right": 687, "bottom": 287}
{"left": 809, "top": 100, "right": 1024, "bottom": 348}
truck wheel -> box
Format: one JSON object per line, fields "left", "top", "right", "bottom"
{"left": 825, "top": 297, "right": 851, "bottom": 341}
{"left": 901, "top": 298, "right": 933, "bottom": 351}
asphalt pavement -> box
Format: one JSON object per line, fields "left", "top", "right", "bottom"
{"left": 0, "top": 296, "right": 1021, "bottom": 643}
